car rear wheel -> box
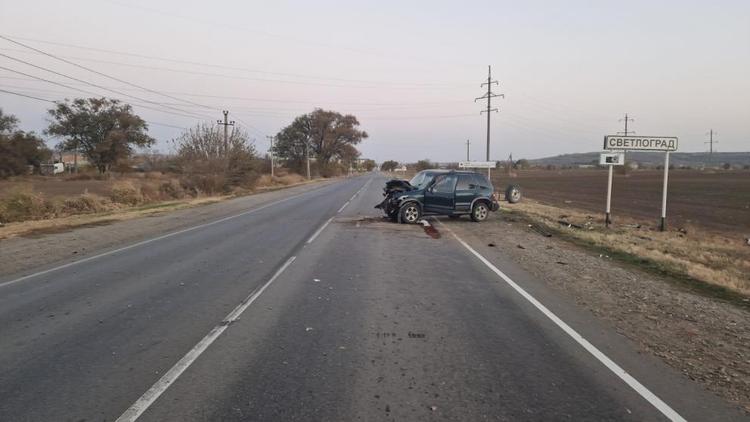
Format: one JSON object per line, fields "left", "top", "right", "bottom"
{"left": 505, "top": 184, "right": 522, "bottom": 204}
{"left": 398, "top": 202, "right": 421, "bottom": 224}
{"left": 471, "top": 202, "right": 489, "bottom": 222}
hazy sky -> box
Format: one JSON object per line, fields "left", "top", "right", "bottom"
{"left": 1, "top": 0, "right": 748, "bottom": 162}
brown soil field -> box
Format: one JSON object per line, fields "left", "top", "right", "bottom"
{"left": 493, "top": 169, "right": 750, "bottom": 235}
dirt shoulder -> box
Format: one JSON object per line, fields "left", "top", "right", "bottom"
{"left": 445, "top": 208, "right": 750, "bottom": 414}
{"left": 0, "top": 178, "right": 337, "bottom": 278}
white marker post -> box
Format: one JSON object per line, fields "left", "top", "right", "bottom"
{"left": 606, "top": 164, "right": 614, "bottom": 227}
{"left": 600, "top": 152, "right": 624, "bottom": 227}
{"left": 660, "top": 151, "right": 670, "bottom": 231}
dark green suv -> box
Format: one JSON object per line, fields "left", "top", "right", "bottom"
{"left": 376, "top": 169, "right": 514, "bottom": 223}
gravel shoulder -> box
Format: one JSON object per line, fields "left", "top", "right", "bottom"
{"left": 0, "top": 179, "right": 338, "bottom": 278}
{"left": 445, "top": 209, "right": 750, "bottom": 414}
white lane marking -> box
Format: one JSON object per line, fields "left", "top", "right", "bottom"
{"left": 437, "top": 221, "right": 686, "bottom": 422}
{"left": 115, "top": 256, "right": 297, "bottom": 422}
{"left": 306, "top": 217, "right": 334, "bottom": 244}
{"left": 0, "top": 183, "right": 334, "bottom": 289}
{"left": 311, "top": 177, "right": 371, "bottom": 242}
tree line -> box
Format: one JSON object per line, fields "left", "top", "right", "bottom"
{"left": 0, "top": 98, "right": 372, "bottom": 185}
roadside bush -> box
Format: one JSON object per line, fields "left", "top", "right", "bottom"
{"left": 110, "top": 181, "right": 143, "bottom": 205}
{"left": 0, "top": 188, "right": 55, "bottom": 222}
{"left": 173, "top": 123, "right": 260, "bottom": 194}
{"left": 59, "top": 193, "right": 109, "bottom": 214}
{"left": 158, "top": 180, "right": 186, "bottom": 199}
{"left": 180, "top": 172, "right": 227, "bottom": 196}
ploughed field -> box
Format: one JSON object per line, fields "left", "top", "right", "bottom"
{"left": 493, "top": 169, "right": 750, "bottom": 235}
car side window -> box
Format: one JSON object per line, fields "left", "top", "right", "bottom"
{"left": 472, "top": 174, "right": 489, "bottom": 189}
{"left": 456, "top": 175, "right": 474, "bottom": 190}
{"left": 433, "top": 175, "right": 457, "bottom": 193}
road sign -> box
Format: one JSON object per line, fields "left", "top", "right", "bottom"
{"left": 600, "top": 152, "right": 624, "bottom": 166}
{"left": 459, "top": 161, "right": 495, "bottom": 169}
{"left": 603, "top": 135, "right": 678, "bottom": 151}
{"left": 601, "top": 135, "right": 678, "bottom": 231}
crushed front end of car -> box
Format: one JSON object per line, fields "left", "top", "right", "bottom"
{"left": 374, "top": 178, "right": 415, "bottom": 218}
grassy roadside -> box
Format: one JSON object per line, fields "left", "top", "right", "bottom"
{"left": 505, "top": 200, "right": 750, "bottom": 306}
{"left": 0, "top": 177, "right": 328, "bottom": 240}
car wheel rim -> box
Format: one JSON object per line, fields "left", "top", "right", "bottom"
{"left": 511, "top": 189, "right": 520, "bottom": 201}
{"left": 475, "top": 205, "right": 487, "bottom": 220}
{"left": 405, "top": 206, "right": 418, "bottom": 222}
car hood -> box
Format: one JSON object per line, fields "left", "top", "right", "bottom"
{"left": 383, "top": 178, "right": 416, "bottom": 195}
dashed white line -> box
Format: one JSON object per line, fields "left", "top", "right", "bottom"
{"left": 306, "top": 217, "right": 334, "bottom": 244}
{"left": 437, "top": 221, "right": 686, "bottom": 422}
{"left": 115, "top": 256, "right": 297, "bottom": 422}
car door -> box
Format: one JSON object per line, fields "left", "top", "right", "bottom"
{"left": 424, "top": 174, "right": 457, "bottom": 213}
{"left": 454, "top": 174, "right": 476, "bottom": 212}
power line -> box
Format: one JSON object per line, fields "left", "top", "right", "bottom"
{"left": 0, "top": 74, "right": 468, "bottom": 107}
{"left": 0, "top": 87, "right": 54, "bottom": 102}
{"left": 0, "top": 35, "right": 215, "bottom": 109}
{"left": 0, "top": 36, "right": 473, "bottom": 88}
{"left": 0, "top": 87, "right": 188, "bottom": 131}
{"left": 0, "top": 53, "right": 211, "bottom": 119}
{"left": 0, "top": 65, "right": 210, "bottom": 120}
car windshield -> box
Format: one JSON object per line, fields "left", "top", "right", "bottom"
{"left": 409, "top": 171, "right": 433, "bottom": 189}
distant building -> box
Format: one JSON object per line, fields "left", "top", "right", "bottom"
{"left": 394, "top": 165, "right": 408, "bottom": 172}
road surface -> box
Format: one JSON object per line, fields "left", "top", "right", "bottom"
{"left": 0, "top": 174, "right": 743, "bottom": 421}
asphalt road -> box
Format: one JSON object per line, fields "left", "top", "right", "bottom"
{"left": 0, "top": 174, "right": 744, "bottom": 421}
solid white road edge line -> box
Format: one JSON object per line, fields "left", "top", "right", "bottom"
{"left": 437, "top": 221, "right": 687, "bottom": 422}
{"left": 115, "top": 256, "right": 297, "bottom": 422}
{"left": 0, "top": 182, "right": 335, "bottom": 289}
{"left": 337, "top": 201, "right": 350, "bottom": 213}
{"left": 306, "top": 217, "right": 334, "bottom": 244}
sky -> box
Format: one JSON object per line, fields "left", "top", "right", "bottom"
{"left": 0, "top": 0, "right": 748, "bottom": 163}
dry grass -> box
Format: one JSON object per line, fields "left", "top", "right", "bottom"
{"left": 255, "top": 173, "right": 307, "bottom": 188}
{"left": 0, "top": 196, "right": 227, "bottom": 240}
{"left": 511, "top": 200, "right": 750, "bottom": 296}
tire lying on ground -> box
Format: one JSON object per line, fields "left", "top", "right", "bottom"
{"left": 471, "top": 201, "right": 490, "bottom": 222}
{"left": 398, "top": 202, "right": 422, "bottom": 224}
{"left": 505, "top": 184, "right": 522, "bottom": 204}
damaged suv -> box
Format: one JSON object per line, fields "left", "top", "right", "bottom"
{"left": 376, "top": 169, "right": 519, "bottom": 223}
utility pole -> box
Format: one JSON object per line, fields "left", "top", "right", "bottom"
{"left": 475, "top": 65, "right": 503, "bottom": 177}
{"left": 466, "top": 139, "right": 471, "bottom": 161}
{"left": 305, "top": 140, "right": 311, "bottom": 180}
{"left": 618, "top": 113, "right": 635, "bottom": 136}
{"left": 266, "top": 135, "right": 275, "bottom": 177}
{"left": 705, "top": 129, "right": 717, "bottom": 156}
{"left": 216, "top": 110, "right": 235, "bottom": 156}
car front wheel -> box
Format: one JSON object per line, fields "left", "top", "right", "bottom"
{"left": 470, "top": 202, "right": 489, "bottom": 222}
{"left": 398, "top": 202, "right": 421, "bottom": 224}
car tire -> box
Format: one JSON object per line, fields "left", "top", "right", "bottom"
{"left": 505, "top": 184, "right": 522, "bottom": 204}
{"left": 398, "top": 202, "right": 422, "bottom": 224}
{"left": 470, "top": 202, "right": 489, "bottom": 222}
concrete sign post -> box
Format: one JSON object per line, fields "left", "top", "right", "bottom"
{"left": 599, "top": 153, "right": 624, "bottom": 227}
{"left": 603, "top": 135, "right": 678, "bottom": 231}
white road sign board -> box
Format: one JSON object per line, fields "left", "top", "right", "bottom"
{"left": 600, "top": 152, "right": 624, "bottom": 166}
{"left": 603, "top": 135, "right": 678, "bottom": 151}
{"left": 459, "top": 161, "right": 495, "bottom": 169}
